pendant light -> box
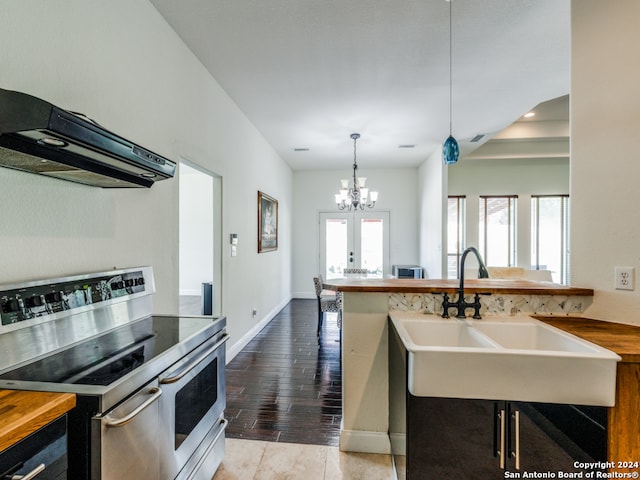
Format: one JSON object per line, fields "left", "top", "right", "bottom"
{"left": 442, "top": 0, "right": 459, "bottom": 165}
{"left": 335, "top": 133, "right": 378, "bottom": 211}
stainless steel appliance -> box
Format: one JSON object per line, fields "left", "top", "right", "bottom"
{"left": 0, "top": 267, "right": 228, "bottom": 480}
{"left": 0, "top": 88, "right": 176, "bottom": 188}
{"left": 392, "top": 265, "right": 423, "bottom": 279}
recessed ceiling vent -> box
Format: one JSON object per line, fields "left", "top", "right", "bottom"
{"left": 470, "top": 134, "right": 486, "bottom": 143}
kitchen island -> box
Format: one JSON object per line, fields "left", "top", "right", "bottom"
{"left": 0, "top": 390, "right": 76, "bottom": 479}
{"left": 322, "top": 277, "right": 594, "bottom": 454}
{"left": 0, "top": 390, "right": 75, "bottom": 452}
{"left": 536, "top": 317, "right": 640, "bottom": 472}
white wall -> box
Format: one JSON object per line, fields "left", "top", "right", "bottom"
{"left": 571, "top": 0, "right": 640, "bottom": 324}
{"left": 448, "top": 158, "right": 570, "bottom": 270}
{"left": 179, "top": 163, "right": 214, "bottom": 296}
{"left": 0, "top": 1, "right": 292, "bottom": 353}
{"left": 418, "top": 149, "right": 447, "bottom": 279}
{"left": 292, "top": 167, "right": 419, "bottom": 297}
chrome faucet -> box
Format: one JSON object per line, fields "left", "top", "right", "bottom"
{"left": 441, "top": 246, "right": 490, "bottom": 319}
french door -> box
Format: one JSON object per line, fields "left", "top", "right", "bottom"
{"left": 319, "top": 211, "right": 390, "bottom": 279}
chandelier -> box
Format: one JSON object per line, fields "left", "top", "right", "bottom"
{"left": 335, "top": 133, "right": 378, "bottom": 210}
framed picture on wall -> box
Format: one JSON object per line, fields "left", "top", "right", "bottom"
{"left": 258, "top": 191, "right": 278, "bottom": 253}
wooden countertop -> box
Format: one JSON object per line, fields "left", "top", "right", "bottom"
{"left": 0, "top": 390, "right": 76, "bottom": 452}
{"left": 323, "top": 278, "right": 594, "bottom": 296}
{"left": 536, "top": 316, "right": 640, "bottom": 363}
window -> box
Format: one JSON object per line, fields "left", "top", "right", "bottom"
{"left": 531, "top": 195, "right": 570, "bottom": 284}
{"left": 479, "top": 196, "right": 517, "bottom": 267}
{"left": 447, "top": 196, "right": 466, "bottom": 278}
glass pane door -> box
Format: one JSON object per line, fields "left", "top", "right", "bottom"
{"left": 324, "top": 217, "right": 350, "bottom": 279}
{"left": 359, "top": 217, "right": 384, "bottom": 277}
{"left": 319, "top": 211, "right": 389, "bottom": 279}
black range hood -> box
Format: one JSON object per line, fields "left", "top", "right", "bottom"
{"left": 0, "top": 88, "right": 176, "bottom": 188}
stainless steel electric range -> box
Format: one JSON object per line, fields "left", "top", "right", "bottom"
{"left": 0, "top": 267, "right": 228, "bottom": 480}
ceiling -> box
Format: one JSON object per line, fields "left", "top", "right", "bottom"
{"left": 149, "top": 0, "right": 570, "bottom": 170}
{"left": 465, "top": 94, "right": 569, "bottom": 162}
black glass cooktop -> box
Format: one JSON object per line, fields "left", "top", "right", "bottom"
{"left": 0, "top": 316, "right": 217, "bottom": 386}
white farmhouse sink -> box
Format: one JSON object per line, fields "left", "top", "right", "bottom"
{"left": 474, "top": 321, "right": 603, "bottom": 353}
{"left": 390, "top": 313, "right": 621, "bottom": 406}
{"left": 400, "top": 319, "right": 500, "bottom": 349}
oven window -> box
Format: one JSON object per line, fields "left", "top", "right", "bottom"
{"left": 174, "top": 358, "right": 218, "bottom": 449}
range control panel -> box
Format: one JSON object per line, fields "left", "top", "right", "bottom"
{"left": 0, "top": 270, "right": 147, "bottom": 326}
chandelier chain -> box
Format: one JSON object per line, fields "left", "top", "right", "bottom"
{"left": 352, "top": 133, "right": 359, "bottom": 182}
{"left": 335, "top": 133, "right": 377, "bottom": 211}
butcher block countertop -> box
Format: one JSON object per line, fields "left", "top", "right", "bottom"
{"left": 323, "top": 278, "right": 594, "bottom": 296}
{"left": 0, "top": 390, "right": 76, "bottom": 452}
{"left": 536, "top": 316, "right": 640, "bottom": 363}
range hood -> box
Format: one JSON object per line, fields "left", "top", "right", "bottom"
{"left": 0, "top": 88, "right": 176, "bottom": 188}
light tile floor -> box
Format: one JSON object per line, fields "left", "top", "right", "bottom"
{"left": 213, "top": 438, "right": 396, "bottom": 480}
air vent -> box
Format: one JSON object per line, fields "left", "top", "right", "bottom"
{"left": 470, "top": 134, "right": 485, "bottom": 143}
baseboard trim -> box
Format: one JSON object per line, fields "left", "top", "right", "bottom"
{"left": 389, "top": 433, "right": 406, "bottom": 456}
{"left": 179, "top": 289, "right": 201, "bottom": 296}
{"left": 292, "top": 292, "right": 316, "bottom": 299}
{"left": 339, "top": 428, "right": 392, "bottom": 454}
{"left": 225, "top": 296, "right": 292, "bottom": 363}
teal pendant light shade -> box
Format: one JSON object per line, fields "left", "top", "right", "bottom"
{"left": 443, "top": 135, "right": 459, "bottom": 165}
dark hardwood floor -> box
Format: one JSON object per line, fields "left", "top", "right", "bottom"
{"left": 225, "top": 299, "right": 342, "bottom": 446}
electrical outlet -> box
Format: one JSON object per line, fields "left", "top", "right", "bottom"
{"left": 252, "top": 308, "right": 257, "bottom": 317}
{"left": 615, "top": 267, "right": 634, "bottom": 290}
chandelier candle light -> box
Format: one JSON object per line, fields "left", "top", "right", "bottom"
{"left": 335, "top": 133, "right": 378, "bottom": 211}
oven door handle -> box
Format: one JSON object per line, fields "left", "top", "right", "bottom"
{"left": 7, "top": 463, "right": 45, "bottom": 480}
{"left": 160, "top": 333, "right": 230, "bottom": 385}
{"left": 104, "top": 387, "right": 163, "bottom": 428}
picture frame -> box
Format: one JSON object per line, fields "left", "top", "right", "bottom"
{"left": 258, "top": 191, "right": 278, "bottom": 253}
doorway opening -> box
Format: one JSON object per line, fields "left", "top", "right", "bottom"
{"left": 178, "top": 161, "right": 222, "bottom": 316}
{"left": 319, "top": 211, "right": 390, "bottom": 279}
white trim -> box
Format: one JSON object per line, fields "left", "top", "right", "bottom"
{"left": 292, "top": 292, "right": 316, "bottom": 299}
{"left": 225, "top": 296, "right": 292, "bottom": 363}
{"left": 179, "top": 289, "right": 201, "bottom": 296}
{"left": 389, "top": 433, "right": 406, "bottom": 456}
{"left": 339, "top": 428, "right": 392, "bottom": 454}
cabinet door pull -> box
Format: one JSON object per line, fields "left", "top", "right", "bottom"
{"left": 513, "top": 410, "right": 521, "bottom": 470}
{"left": 499, "top": 409, "right": 506, "bottom": 469}
{"left": 493, "top": 403, "right": 499, "bottom": 457}
{"left": 8, "top": 463, "right": 45, "bottom": 480}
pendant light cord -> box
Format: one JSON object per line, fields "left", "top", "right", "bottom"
{"left": 449, "top": 0, "right": 453, "bottom": 136}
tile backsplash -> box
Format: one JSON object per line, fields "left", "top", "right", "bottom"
{"left": 389, "top": 292, "right": 591, "bottom": 316}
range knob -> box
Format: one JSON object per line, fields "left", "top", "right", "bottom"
{"left": 2, "top": 298, "right": 20, "bottom": 313}
{"left": 45, "top": 291, "right": 62, "bottom": 303}
{"left": 125, "top": 279, "right": 135, "bottom": 287}
{"left": 25, "top": 295, "right": 44, "bottom": 308}
{"left": 111, "top": 281, "right": 125, "bottom": 290}
{"left": 136, "top": 277, "right": 145, "bottom": 286}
